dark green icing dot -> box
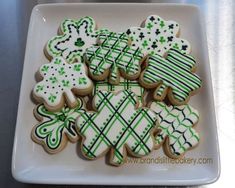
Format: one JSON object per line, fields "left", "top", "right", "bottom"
{"left": 74, "top": 38, "right": 85, "bottom": 47}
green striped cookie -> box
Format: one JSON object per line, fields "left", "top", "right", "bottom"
{"left": 76, "top": 90, "right": 157, "bottom": 166}
{"left": 85, "top": 32, "right": 145, "bottom": 84}
{"left": 150, "top": 101, "right": 200, "bottom": 159}
{"left": 32, "top": 97, "right": 86, "bottom": 154}
{"left": 140, "top": 48, "right": 202, "bottom": 104}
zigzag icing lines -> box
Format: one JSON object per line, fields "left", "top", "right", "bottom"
{"left": 150, "top": 101, "right": 200, "bottom": 157}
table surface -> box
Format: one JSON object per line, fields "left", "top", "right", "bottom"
{"left": 0, "top": 0, "right": 234, "bottom": 187}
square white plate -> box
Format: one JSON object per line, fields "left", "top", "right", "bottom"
{"left": 12, "top": 3, "right": 220, "bottom": 185}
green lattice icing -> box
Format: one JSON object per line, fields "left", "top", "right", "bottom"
{"left": 85, "top": 32, "right": 144, "bottom": 84}
{"left": 150, "top": 101, "right": 199, "bottom": 158}
{"left": 76, "top": 90, "right": 157, "bottom": 166}
{"left": 141, "top": 48, "right": 202, "bottom": 103}
{"left": 46, "top": 16, "right": 109, "bottom": 64}
{"left": 126, "top": 15, "right": 191, "bottom": 56}
{"left": 93, "top": 77, "right": 145, "bottom": 106}
{"left": 33, "top": 57, "right": 92, "bottom": 109}
{"left": 32, "top": 98, "right": 86, "bottom": 153}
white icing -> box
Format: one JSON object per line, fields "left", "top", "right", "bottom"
{"left": 127, "top": 15, "right": 191, "bottom": 56}
{"left": 33, "top": 57, "right": 92, "bottom": 107}
{"left": 77, "top": 91, "right": 157, "bottom": 165}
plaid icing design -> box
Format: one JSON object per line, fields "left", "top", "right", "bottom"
{"left": 150, "top": 101, "right": 199, "bottom": 158}
{"left": 142, "top": 48, "right": 202, "bottom": 103}
{"left": 76, "top": 90, "right": 157, "bottom": 165}
{"left": 93, "top": 77, "right": 145, "bottom": 106}
{"left": 86, "top": 32, "right": 144, "bottom": 84}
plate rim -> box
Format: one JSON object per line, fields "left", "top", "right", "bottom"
{"left": 11, "top": 2, "right": 221, "bottom": 185}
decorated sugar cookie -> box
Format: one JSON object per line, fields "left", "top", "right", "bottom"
{"left": 85, "top": 32, "right": 145, "bottom": 84}
{"left": 31, "top": 97, "right": 86, "bottom": 154}
{"left": 45, "top": 16, "right": 109, "bottom": 64}
{"left": 126, "top": 15, "right": 191, "bottom": 56}
{"left": 76, "top": 90, "right": 158, "bottom": 166}
{"left": 33, "top": 57, "right": 93, "bottom": 111}
{"left": 93, "top": 77, "right": 145, "bottom": 106}
{"left": 140, "top": 49, "right": 202, "bottom": 105}
{"left": 150, "top": 101, "right": 200, "bottom": 159}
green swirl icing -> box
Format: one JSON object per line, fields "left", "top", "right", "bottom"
{"left": 33, "top": 98, "right": 85, "bottom": 153}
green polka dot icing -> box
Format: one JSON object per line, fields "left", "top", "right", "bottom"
{"left": 33, "top": 57, "right": 93, "bottom": 109}
{"left": 150, "top": 101, "right": 199, "bottom": 158}
{"left": 141, "top": 49, "right": 202, "bottom": 104}
{"left": 32, "top": 97, "right": 86, "bottom": 153}
{"left": 46, "top": 16, "right": 109, "bottom": 64}
{"left": 126, "top": 15, "right": 191, "bottom": 56}
{"left": 85, "top": 32, "right": 144, "bottom": 84}
{"left": 76, "top": 90, "right": 157, "bottom": 166}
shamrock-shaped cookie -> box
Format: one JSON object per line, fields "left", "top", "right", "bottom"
{"left": 93, "top": 77, "right": 146, "bottom": 106}
{"left": 85, "top": 32, "right": 145, "bottom": 84}
{"left": 150, "top": 101, "right": 200, "bottom": 159}
{"left": 126, "top": 15, "right": 191, "bottom": 56}
{"left": 76, "top": 90, "right": 158, "bottom": 166}
{"left": 31, "top": 98, "right": 86, "bottom": 154}
{"left": 140, "top": 49, "right": 202, "bottom": 105}
{"left": 45, "top": 16, "right": 109, "bottom": 64}
{"left": 33, "top": 57, "right": 93, "bottom": 111}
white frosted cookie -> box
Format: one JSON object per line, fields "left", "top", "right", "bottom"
{"left": 126, "top": 15, "right": 191, "bottom": 56}
{"left": 33, "top": 57, "right": 93, "bottom": 111}
{"left": 45, "top": 16, "right": 109, "bottom": 64}
{"left": 76, "top": 90, "right": 158, "bottom": 166}
{"left": 85, "top": 32, "right": 145, "bottom": 84}
{"left": 149, "top": 101, "right": 200, "bottom": 159}
{"left": 139, "top": 49, "right": 202, "bottom": 105}
{"left": 32, "top": 97, "right": 86, "bottom": 154}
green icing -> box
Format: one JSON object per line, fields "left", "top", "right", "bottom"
{"left": 74, "top": 38, "right": 85, "bottom": 47}
{"left": 33, "top": 57, "right": 92, "bottom": 108}
{"left": 93, "top": 77, "right": 145, "bottom": 107}
{"left": 86, "top": 32, "right": 144, "bottom": 84}
{"left": 76, "top": 90, "right": 157, "bottom": 165}
{"left": 126, "top": 15, "right": 191, "bottom": 56}
{"left": 150, "top": 101, "right": 200, "bottom": 157}
{"left": 33, "top": 98, "right": 86, "bottom": 153}
{"left": 46, "top": 16, "right": 109, "bottom": 64}
{"left": 142, "top": 49, "right": 202, "bottom": 103}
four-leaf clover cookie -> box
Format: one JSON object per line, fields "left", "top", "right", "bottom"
{"left": 150, "top": 101, "right": 200, "bottom": 159}
{"left": 32, "top": 97, "right": 86, "bottom": 154}
{"left": 85, "top": 32, "right": 145, "bottom": 84}
{"left": 33, "top": 57, "right": 93, "bottom": 111}
{"left": 45, "top": 16, "right": 109, "bottom": 64}
{"left": 76, "top": 90, "right": 158, "bottom": 166}
{"left": 140, "top": 49, "right": 202, "bottom": 105}
{"left": 126, "top": 15, "right": 191, "bottom": 56}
